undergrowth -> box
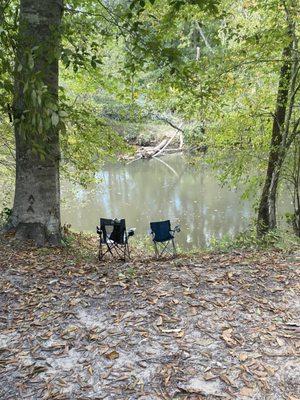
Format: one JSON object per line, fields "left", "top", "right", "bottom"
{"left": 207, "top": 227, "right": 300, "bottom": 253}
{"left": 2, "top": 224, "right": 298, "bottom": 264}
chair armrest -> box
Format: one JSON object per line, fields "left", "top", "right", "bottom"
{"left": 127, "top": 228, "right": 135, "bottom": 237}
{"left": 170, "top": 225, "right": 181, "bottom": 233}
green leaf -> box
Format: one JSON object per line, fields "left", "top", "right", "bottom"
{"left": 51, "top": 112, "right": 59, "bottom": 126}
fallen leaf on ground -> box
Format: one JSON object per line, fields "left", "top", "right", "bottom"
{"left": 105, "top": 350, "right": 119, "bottom": 360}
{"left": 204, "top": 371, "right": 217, "bottom": 381}
{"left": 238, "top": 353, "right": 248, "bottom": 361}
{"left": 221, "top": 328, "right": 237, "bottom": 346}
{"left": 239, "top": 387, "right": 255, "bottom": 397}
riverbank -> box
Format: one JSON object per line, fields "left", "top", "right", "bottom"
{"left": 113, "top": 119, "right": 191, "bottom": 162}
{"left": 0, "top": 233, "right": 299, "bottom": 399}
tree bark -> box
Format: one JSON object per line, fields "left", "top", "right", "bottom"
{"left": 257, "top": 42, "right": 293, "bottom": 236}
{"left": 7, "top": 0, "right": 63, "bottom": 246}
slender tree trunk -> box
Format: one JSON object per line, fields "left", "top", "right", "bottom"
{"left": 7, "top": 0, "right": 63, "bottom": 246}
{"left": 257, "top": 42, "right": 293, "bottom": 236}
{"left": 292, "top": 139, "right": 300, "bottom": 236}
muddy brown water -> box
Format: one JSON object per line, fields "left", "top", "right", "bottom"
{"left": 61, "top": 154, "right": 289, "bottom": 250}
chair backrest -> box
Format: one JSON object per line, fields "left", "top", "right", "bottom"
{"left": 100, "top": 218, "right": 126, "bottom": 244}
{"left": 150, "top": 220, "right": 172, "bottom": 242}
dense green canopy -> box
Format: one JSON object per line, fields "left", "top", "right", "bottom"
{"left": 0, "top": 0, "right": 299, "bottom": 237}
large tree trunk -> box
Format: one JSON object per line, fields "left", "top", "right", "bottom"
{"left": 257, "top": 42, "right": 293, "bottom": 236}
{"left": 7, "top": 0, "right": 63, "bottom": 246}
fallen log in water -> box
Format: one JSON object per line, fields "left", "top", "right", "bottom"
{"left": 139, "top": 139, "right": 167, "bottom": 159}
{"left": 161, "top": 148, "right": 184, "bottom": 154}
{"left": 126, "top": 128, "right": 185, "bottom": 164}
{"left": 153, "top": 131, "right": 178, "bottom": 158}
{"left": 140, "top": 129, "right": 181, "bottom": 159}
{"left": 126, "top": 146, "right": 183, "bottom": 165}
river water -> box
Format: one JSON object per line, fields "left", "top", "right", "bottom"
{"left": 61, "top": 154, "right": 256, "bottom": 249}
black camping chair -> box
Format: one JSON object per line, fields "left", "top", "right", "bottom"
{"left": 97, "top": 218, "right": 135, "bottom": 261}
{"left": 150, "top": 220, "right": 180, "bottom": 258}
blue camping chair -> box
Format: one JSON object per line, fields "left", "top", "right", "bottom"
{"left": 97, "top": 218, "right": 135, "bottom": 261}
{"left": 150, "top": 220, "right": 180, "bottom": 257}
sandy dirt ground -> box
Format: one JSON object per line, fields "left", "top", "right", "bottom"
{"left": 0, "top": 237, "right": 299, "bottom": 399}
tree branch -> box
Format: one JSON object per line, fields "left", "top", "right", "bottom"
{"left": 196, "top": 22, "right": 213, "bottom": 53}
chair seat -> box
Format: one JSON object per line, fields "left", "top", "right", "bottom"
{"left": 154, "top": 233, "right": 174, "bottom": 242}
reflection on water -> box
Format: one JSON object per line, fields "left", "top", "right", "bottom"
{"left": 61, "top": 155, "right": 252, "bottom": 249}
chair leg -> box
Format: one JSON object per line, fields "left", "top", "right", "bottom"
{"left": 153, "top": 242, "right": 159, "bottom": 258}
{"left": 172, "top": 239, "right": 177, "bottom": 256}
{"left": 109, "top": 243, "right": 130, "bottom": 262}
{"left": 98, "top": 242, "right": 103, "bottom": 260}
{"left": 121, "top": 244, "right": 128, "bottom": 261}
{"left": 99, "top": 241, "right": 131, "bottom": 262}
{"left": 125, "top": 243, "right": 130, "bottom": 260}
{"left": 107, "top": 243, "right": 114, "bottom": 257}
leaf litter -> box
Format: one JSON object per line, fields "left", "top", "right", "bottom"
{"left": 0, "top": 235, "right": 299, "bottom": 399}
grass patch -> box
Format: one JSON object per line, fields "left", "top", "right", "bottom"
{"left": 208, "top": 227, "right": 300, "bottom": 253}
{"left": 60, "top": 226, "right": 300, "bottom": 264}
